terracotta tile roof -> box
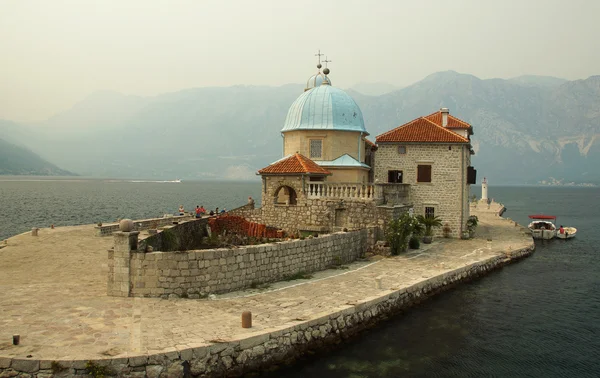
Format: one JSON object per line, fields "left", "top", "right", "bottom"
{"left": 424, "top": 111, "right": 471, "bottom": 129}
{"left": 376, "top": 117, "right": 470, "bottom": 144}
{"left": 364, "top": 138, "right": 378, "bottom": 150}
{"left": 258, "top": 153, "right": 331, "bottom": 175}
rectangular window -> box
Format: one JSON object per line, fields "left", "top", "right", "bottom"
{"left": 310, "top": 139, "right": 322, "bottom": 159}
{"left": 388, "top": 170, "right": 403, "bottom": 183}
{"left": 425, "top": 206, "right": 435, "bottom": 219}
{"left": 417, "top": 165, "right": 432, "bottom": 183}
{"left": 398, "top": 146, "right": 407, "bottom": 154}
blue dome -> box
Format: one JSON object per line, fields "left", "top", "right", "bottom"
{"left": 281, "top": 85, "right": 368, "bottom": 134}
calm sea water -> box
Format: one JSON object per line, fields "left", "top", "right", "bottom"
{"left": 1, "top": 179, "right": 598, "bottom": 377}
{"left": 0, "top": 177, "right": 262, "bottom": 240}
{"left": 259, "top": 186, "right": 600, "bottom": 378}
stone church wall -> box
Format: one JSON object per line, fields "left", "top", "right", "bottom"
{"left": 108, "top": 229, "right": 368, "bottom": 298}
{"left": 374, "top": 143, "right": 469, "bottom": 237}
{"left": 258, "top": 176, "right": 410, "bottom": 235}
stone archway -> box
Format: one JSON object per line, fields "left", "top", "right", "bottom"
{"left": 274, "top": 185, "right": 297, "bottom": 205}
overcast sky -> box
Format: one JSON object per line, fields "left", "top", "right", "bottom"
{"left": 1, "top": 0, "right": 599, "bottom": 121}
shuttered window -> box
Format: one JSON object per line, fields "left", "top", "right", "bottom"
{"left": 310, "top": 140, "right": 322, "bottom": 159}
{"left": 417, "top": 165, "right": 432, "bottom": 183}
{"left": 467, "top": 166, "right": 477, "bottom": 184}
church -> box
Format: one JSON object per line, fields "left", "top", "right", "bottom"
{"left": 241, "top": 58, "right": 476, "bottom": 238}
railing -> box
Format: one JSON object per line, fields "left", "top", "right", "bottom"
{"left": 307, "top": 182, "right": 376, "bottom": 200}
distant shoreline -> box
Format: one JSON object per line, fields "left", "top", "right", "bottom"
{"left": 0, "top": 176, "right": 596, "bottom": 187}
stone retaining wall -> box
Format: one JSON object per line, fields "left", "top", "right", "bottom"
{"left": 228, "top": 203, "right": 262, "bottom": 223}
{"left": 95, "top": 214, "right": 195, "bottom": 236}
{"left": 111, "top": 229, "right": 369, "bottom": 298}
{"left": 139, "top": 218, "right": 209, "bottom": 252}
{"left": 1, "top": 244, "right": 534, "bottom": 378}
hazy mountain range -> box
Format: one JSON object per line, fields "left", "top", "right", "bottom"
{"left": 0, "top": 137, "right": 74, "bottom": 176}
{"left": 1, "top": 71, "right": 599, "bottom": 185}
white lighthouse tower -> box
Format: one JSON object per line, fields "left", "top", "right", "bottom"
{"left": 481, "top": 177, "right": 488, "bottom": 202}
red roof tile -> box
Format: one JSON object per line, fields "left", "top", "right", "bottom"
{"left": 258, "top": 153, "right": 331, "bottom": 175}
{"left": 424, "top": 111, "right": 471, "bottom": 129}
{"left": 376, "top": 117, "right": 469, "bottom": 144}
{"left": 364, "top": 138, "right": 378, "bottom": 150}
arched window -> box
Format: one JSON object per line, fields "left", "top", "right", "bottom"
{"left": 274, "top": 185, "right": 297, "bottom": 205}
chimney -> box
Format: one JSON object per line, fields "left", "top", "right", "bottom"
{"left": 441, "top": 107, "right": 449, "bottom": 127}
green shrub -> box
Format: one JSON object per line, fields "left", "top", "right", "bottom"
{"left": 284, "top": 271, "right": 313, "bottom": 281}
{"left": 51, "top": 361, "right": 66, "bottom": 374}
{"left": 409, "top": 236, "right": 421, "bottom": 249}
{"left": 386, "top": 213, "right": 423, "bottom": 255}
{"left": 85, "top": 361, "right": 111, "bottom": 378}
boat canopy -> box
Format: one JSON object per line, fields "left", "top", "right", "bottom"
{"left": 528, "top": 215, "right": 557, "bottom": 220}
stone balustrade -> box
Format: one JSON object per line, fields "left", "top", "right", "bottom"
{"left": 306, "top": 182, "right": 376, "bottom": 200}
{"left": 304, "top": 182, "right": 411, "bottom": 206}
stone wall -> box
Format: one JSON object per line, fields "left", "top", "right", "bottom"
{"left": 95, "top": 214, "right": 194, "bottom": 237}
{"left": 375, "top": 143, "right": 470, "bottom": 237}
{"left": 139, "top": 218, "right": 209, "bottom": 252}
{"left": 109, "top": 229, "right": 369, "bottom": 298}
{"left": 4, "top": 244, "right": 534, "bottom": 378}
{"left": 259, "top": 175, "right": 409, "bottom": 234}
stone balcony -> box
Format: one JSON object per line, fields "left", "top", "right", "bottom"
{"left": 305, "top": 181, "right": 411, "bottom": 205}
{"left": 375, "top": 183, "right": 411, "bottom": 206}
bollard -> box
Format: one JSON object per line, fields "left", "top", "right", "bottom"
{"left": 13, "top": 334, "right": 20, "bottom": 345}
{"left": 31, "top": 228, "right": 39, "bottom": 236}
{"left": 241, "top": 311, "right": 252, "bottom": 328}
{"left": 375, "top": 277, "right": 382, "bottom": 289}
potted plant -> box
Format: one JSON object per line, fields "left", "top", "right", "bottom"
{"left": 466, "top": 215, "right": 478, "bottom": 238}
{"left": 442, "top": 223, "right": 452, "bottom": 238}
{"left": 417, "top": 215, "right": 443, "bottom": 244}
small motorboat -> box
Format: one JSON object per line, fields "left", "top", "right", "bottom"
{"left": 556, "top": 226, "right": 576, "bottom": 239}
{"left": 528, "top": 215, "right": 557, "bottom": 240}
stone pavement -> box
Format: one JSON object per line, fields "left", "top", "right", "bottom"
{"left": 0, "top": 206, "right": 532, "bottom": 361}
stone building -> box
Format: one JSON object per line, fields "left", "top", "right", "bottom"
{"left": 375, "top": 108, "right": 476, "bottom": 237}
{"left": 245, "top": 63, "right": 408, "bottom": 235}
{"left": 236, "top": 62, "right": 475, "bottom": 238}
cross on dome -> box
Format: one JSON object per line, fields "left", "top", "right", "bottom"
{"left": 305, "top": 50, "right": 332, "bottom": 91}
{"left": 315, "top": 49, "right": 324, "bottom": 69}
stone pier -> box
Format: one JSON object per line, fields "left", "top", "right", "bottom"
{"left": 0, "top": 205, "right": 533, "bottom": 377}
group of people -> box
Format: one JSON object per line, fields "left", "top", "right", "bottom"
{"left": 193, "top": 205, "right": 226, "bottom": 218}
{"left": 177, "top": 197, "right": 254, "bottom": 218}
